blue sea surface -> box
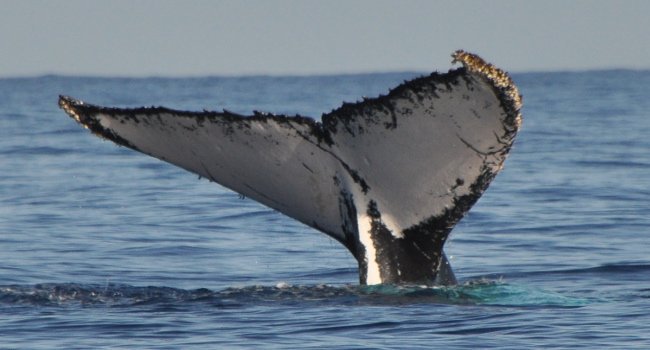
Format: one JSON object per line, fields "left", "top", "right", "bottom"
{"left": 1, "top": 70, "right": 649, "bottom": 349}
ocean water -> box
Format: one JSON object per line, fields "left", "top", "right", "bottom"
{"left": 1, "top": 70, "right": 649, "bottom": 349}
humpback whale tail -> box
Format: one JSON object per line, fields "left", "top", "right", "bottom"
{"left": 59, "top": 51, "right": 522, "bottom": 286}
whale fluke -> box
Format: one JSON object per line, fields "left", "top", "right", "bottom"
{"left": 59, "top": 50, "right": 522, "bottom": 285}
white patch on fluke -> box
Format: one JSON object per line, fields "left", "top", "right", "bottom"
{"left": 380, "top": 213, "right": 404, "bottom": 239}
{"left": 357, "top": 213, "right": 381, "bottom": 285}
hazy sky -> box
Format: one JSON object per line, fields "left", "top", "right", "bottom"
{"left": 1, "top": 0, "right": 649, "bottom": 77}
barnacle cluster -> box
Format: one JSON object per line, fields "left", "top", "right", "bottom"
{"left": 452, "top": 50, "right": 523, "bottom": 129}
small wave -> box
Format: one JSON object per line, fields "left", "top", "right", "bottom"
{"left": 566, "top": 263, "right": 650, "bottom": 274}
{"left": 0, "top": 283, "right": 215, "bottom": 307}
{"left": 476, "top": 262, "right": 650, "bottom": 280}
{"left": 0, "top": 280, "right": 587, "bottom": 309}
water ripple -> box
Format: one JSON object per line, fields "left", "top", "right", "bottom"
{"left": 0, "top": 280, "right": 588, "bottom": 309}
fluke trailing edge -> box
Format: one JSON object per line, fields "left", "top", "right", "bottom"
{"left": 59, "top": 50, "right": 522, "bottom": 285}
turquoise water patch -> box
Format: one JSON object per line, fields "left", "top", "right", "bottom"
{"left": 360, "top": 280, "right": 589, "bottom": 307}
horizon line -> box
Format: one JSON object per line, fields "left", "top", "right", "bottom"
{"left": 2, "top": 66, "right": 649, "bottom": 80}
